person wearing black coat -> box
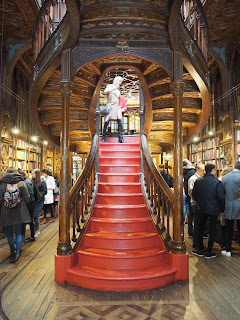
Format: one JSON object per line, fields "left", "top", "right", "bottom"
{"left": 0, "top": 168, "right": 31, "bottom": 262}
{"left": 192, "top": 164, "right": 225, "bottom": 258}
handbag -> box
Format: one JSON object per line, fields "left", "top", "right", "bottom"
{"left": 34, "top": 185, "right": 43, "bottom": 203}
{"left": 100, "top": 102, "right": 111, "bottom": 115}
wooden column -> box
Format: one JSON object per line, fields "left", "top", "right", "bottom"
{"left": 57, "top": 49, "right": 72, "bottom": 256}
{"left": 171, "top": 81, "right": 186, "bottom": 254}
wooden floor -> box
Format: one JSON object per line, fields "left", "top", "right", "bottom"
{"left": 0, "top": 218, "right": 240, "bottom": 320}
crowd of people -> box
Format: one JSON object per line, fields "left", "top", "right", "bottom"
{"left": 0, "top": 168, "right": 59, "bottom": 262}
{"left": 159, "top": 160, "right": 240, "bottom": 259}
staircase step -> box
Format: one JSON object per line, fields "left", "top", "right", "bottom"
{"left": 99, "top": 156, "right": 140, "bottom": 165}
{"left": 67, "top": 264, "right": 176, "bottom": 291}
{"left": 99, "top": 165, "right": 140, "bottom": 174}
{"left": 98, "top": 183, "right": 142, "bottom": 194}
{"left": 99, "top": 142, "right": 140, "bottom": 151}
{"left": 77, "top": 247, "right": 167, "bottom": 269}
{"left": 83, "top": 231, "right": 161, "bottom": 249}
{"left": 100, "top": 149, "right": 140, "bottom": 157}
{"left": 99, "top": 173, "right": 140, "bottom": 183}
{"left": 101, "top": 136, "right": 140, "bottom": 143}
{"left": 93, "top": 204, "right": 148, "bottom": 218}
{"left": 96, "top": 193, "right": 144, "bottom": 205}
{"left": 90, "top": 217, "right": 154, "bottom": 232}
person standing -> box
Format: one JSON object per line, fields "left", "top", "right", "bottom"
{"left": 192, "top": 164, "right": 225, "bottom": 258}
{"left": 31, "top": 169, "right": 47, "bottom": 238}
{"left": 41, "top": 169, "right": 55, "bottom": 224}
{"left": 53, "top": 173, "right": 60, "bottom": 218}
{"left": 188, "top": 163, "right": 205, "bottom": 249}
{"left": 221, "top": 162, "right": 240, "bottom": 257}
{"left": 0, "top": 168, "right": 31, "bottom": 262}
{"left": 102, "top": 76, "right": 125, "bottom": 143}
{"left": 18, "top": 169, "right": 36, "bottom": 243}
{"left": 159, "top": 164, "right": 173, "bottom": 188}
{"left": 183, "top": 159, "right": 196, "bottom": 236}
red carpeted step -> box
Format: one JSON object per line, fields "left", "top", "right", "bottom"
{"left": 93, "top": 204, "right": 148, "bottom": 218}
{"left": 99, "top": 173, "right": 140, "bottom": 183}
{"left": 96, "top": 193, "right": 144, "bottom": 205}
{"left": 100, "top": 136, "right": 140, "bottom": 143}
{"left": 67, "top": 264, "right": 176, "bottom": 291}
{"left": 99, "top": 165, "right": 140, "bottom": 174}
{"left": 100, "top": 149, "right": 140, "bottom": 157}
{"left": 98, "top": 183, "right": 142, "bottom": 194}
{"left": 99, "top": 156, "right": 140, "bottom": 165}
{"left": 83, "top": 231, "right": 161, "bottom": 250}
{"left": 89, "top": 217, "right": 154, "bottom": 233}
{"left": 77, "top": 247, "right": 167, "bottom": 269}
{"left": 99, "top": 142, "right": 140, "bottom": 151}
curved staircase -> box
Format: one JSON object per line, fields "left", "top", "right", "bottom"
{"left": 65, "top": 136, "right": 177, "bottom": 291}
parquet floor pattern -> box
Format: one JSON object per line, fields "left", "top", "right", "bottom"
{"left": 0, "top": 218, "right": 240, "bottom": 320}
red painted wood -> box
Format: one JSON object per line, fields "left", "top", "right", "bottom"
{"left": 63, "top": 136, "right": 180, "bottom": 291}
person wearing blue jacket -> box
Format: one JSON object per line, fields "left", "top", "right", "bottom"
{"left": 192, "top": 164, "right": 225, "bottom": 259}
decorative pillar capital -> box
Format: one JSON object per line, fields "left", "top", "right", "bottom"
{"left": 60, "top": 81, "right": 73, "bottom": 96}
{"left": 171, "top": 81, "right": 184, "bottom": 98}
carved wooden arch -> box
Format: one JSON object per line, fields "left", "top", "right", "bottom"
{"left": 5, "top": 42, "right": 31, "bottom": 109}
{"left": 208, "top": 47, "right": 227, "bottom": 94}
{"left": 71, "top": 46, "right": 173, "bottom": 80}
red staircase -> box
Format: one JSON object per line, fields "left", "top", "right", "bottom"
{"left": 66, "top": 136, "right": 177, "bottom": 291}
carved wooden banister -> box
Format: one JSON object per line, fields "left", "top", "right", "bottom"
{"left": 141, "top": 134, "right": 174, "bottom": 250}
{"left": 180, "top": 0, "right": 208, "bottom": 60}
{"left": 33, "top": 0, "right": 67, "bottom": 60}
{"left": 68, "top": 133, "right": 99, "bottom": 250}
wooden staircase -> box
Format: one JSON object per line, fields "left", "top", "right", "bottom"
{"left": 65, "top": 136, "right": 177, "bottom": 291}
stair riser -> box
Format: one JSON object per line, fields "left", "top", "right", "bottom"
{"left": 83, "top": 235, "right": 160, "bottom": 250}
{"left": 96, "top": 195, "right": 144, "bottom": 205}
{"left": 101, "top": 137, "right": 140, "bottom": 143}
{"left": 99, "top": 157, "right": 140, "bottom": 165}
{"left": 93, "top": 206, "right": 148, "bottom": 218}
{"left": 98, "top": 184, "right": 142, "bottom": 194}
{"left": 77, "top": 253, "right": 167, "bottom": 270}
{"left": 99, "top": 175, "right": 139, "bottom": 183}
{"left": 100, "top": 150, "right": 140, "bottom": 157}
{"left": 99, "top": 166, "right": 140, "bottom": 174}
{"left": 66, "top": 273, "right": 176, "bottom": 292}
{"left": 99, "top": 144, "right": 140, "bottom": 151}
{"left": 90, "top": 220, "right": 154, "bottom": 233}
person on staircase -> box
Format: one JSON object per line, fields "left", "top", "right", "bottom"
{"left": 102, "top": 76, "right": 126, "bottom": 143}
{"left": 41, "top": 169, "right": 56, "bottom": 224}
{"left": 31, "top": 169, "right": 47, "bottom": 238}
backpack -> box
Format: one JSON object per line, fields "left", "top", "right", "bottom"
{"left": 3, "top": 183, "right": 21, "bottom": 209}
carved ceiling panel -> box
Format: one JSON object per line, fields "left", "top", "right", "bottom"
{"left": 204, "top": 0, "right": 240, "bottom": 45}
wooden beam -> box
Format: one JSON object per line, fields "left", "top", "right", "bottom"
{"left": 90, "top": 62, "right": 101, "bottom": 75}
{"left": 12, "top": 0, "right": 33, "bottom": 30}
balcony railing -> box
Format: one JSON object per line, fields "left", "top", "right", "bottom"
{"left": 33, "top": 0, "right": 67, "bottom": 60}
{"left": 180, "top": 0, "right": 208, "bottom": 60}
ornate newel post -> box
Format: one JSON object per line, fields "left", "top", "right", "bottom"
{"left": 57, "top": 49, "right": 73, "bottom": 256}
{"left": 171, "top": 81, "right": 186, "bottom": 254}
{"left": 168, "top": 52, "right": 188, "bottom": 282}
{"left": 55, "top": 49, "right": 75, "bottom": 284}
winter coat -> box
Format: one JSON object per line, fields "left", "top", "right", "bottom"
{"left": 0, "top": 173, "right": 31, "bottom": 228}
{"left": 183, "top": 166, "right": 195, "bottom": 197}
{"left": 192, "top": 173, "right": 225, "bottom": 215}
{"left": 24, "top": 177, "right": 35, "bottom": 202}
{"left": 160, "top": 170, "right": 173, "bottom": 188}
{"left": 42, "top": 175, "right": 55, "bottom": 204}
{"left": 221, "top": 170, "right": 240, "bottom": 220}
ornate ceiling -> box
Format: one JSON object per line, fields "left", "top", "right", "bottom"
{"left": 204, "top": 0, "right": 240, "bottom": 46}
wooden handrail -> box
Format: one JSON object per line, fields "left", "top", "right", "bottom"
{"left": 33, "top": 0, "right": 67, "bottom": 60}
{"left": 141, "top": 134, "right": 174, "bottom": 249}
{"left": 180, "top": 0, "right": 209, "bottom": 60}
{"left": 68, "top": 133, "right": 99, "bottom": 248}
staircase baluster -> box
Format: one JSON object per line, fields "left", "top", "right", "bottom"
{"left": 76, "top": 194, "right": 81, "bottom": 232}
{"left": 72, "top": 198, "right": 77, "bottom": 242}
